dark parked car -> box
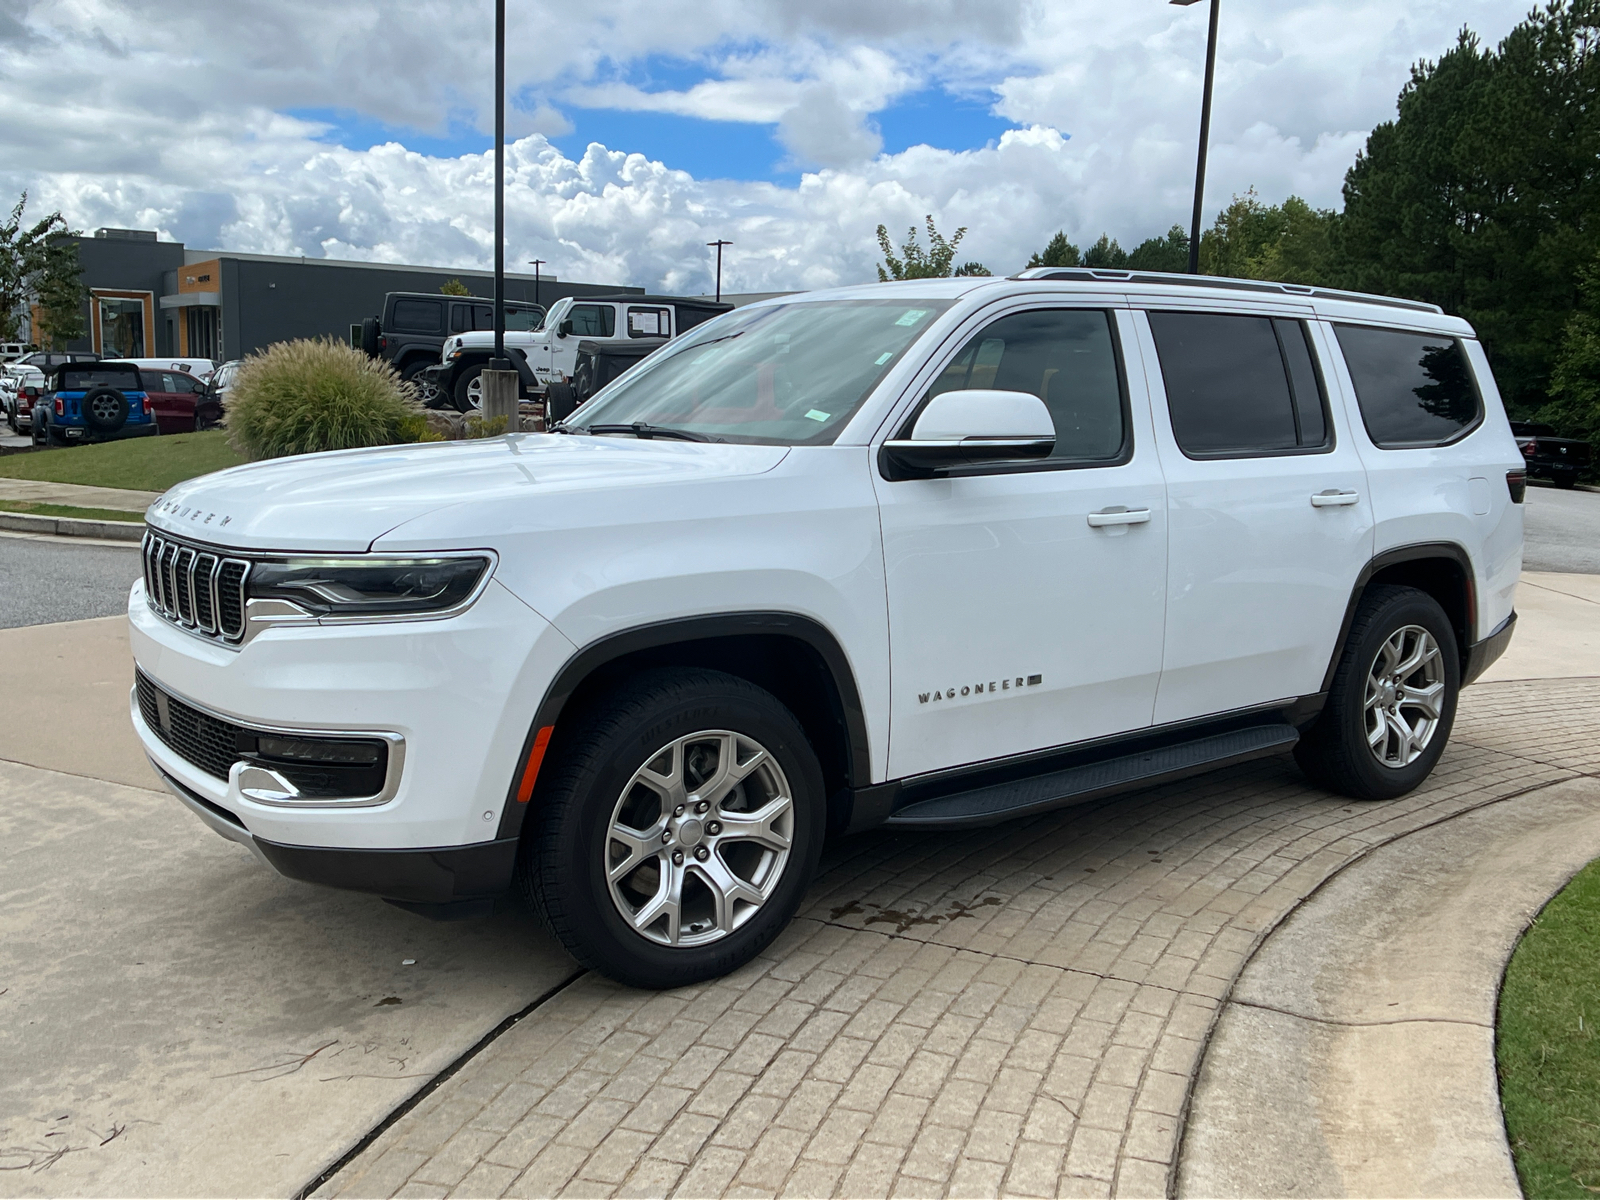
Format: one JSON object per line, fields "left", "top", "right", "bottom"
{"left": 1510, "top": 421, "right": 1591, "bottom": 488}
{"left": 360, "top": 292, "right": 544, "bottom": 406}
{"left": 547, "top": 339, "right": 664, "bottom": 423}
{"left": 146, "top": 369, "right": 223, "bottom": 433}
{"left": 31, "top": 362, "right": 158, "bottom": 446}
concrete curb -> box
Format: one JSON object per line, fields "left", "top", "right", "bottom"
{"left": 1179, "top": 776, "right": 1600, "bottom": 1198}
{"left": 0, "top": 510, "right": 143, "bottom": 542}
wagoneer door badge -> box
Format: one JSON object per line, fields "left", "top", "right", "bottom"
{"left": 156, "top": 498, "right": 231, "bottom": 526}
{"left": 919, "top": 674, "right": 1043, "bottom": 704}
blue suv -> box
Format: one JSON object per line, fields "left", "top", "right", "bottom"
{"left": 32, "top": 361, "right": 159, "bottom": 447}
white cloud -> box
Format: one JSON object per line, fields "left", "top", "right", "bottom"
{"left": 0, "top": 0, "right": 1539, "bottom": 293}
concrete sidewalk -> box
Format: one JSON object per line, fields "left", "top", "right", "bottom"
{"left": 0, "top": 477, "right": 164, "bottom": 511}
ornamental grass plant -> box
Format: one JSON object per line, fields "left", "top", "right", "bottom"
{"left": 226, "top": 338, "right": 434, "bottom": 459}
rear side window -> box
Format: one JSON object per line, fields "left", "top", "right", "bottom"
{"left": 925, "top": 308, "right": 1127, "bottom": 464}
{"left": 567, "top": 305, "right": 616, "bottom": 337}
{"left": 1147, "top": 312, "right": 1331, "bottom": 457}
{"left": 627, "top": 307, "right": 671, "bottom": 338}
{"left": 390, "top": 299, "right": 443, "bottom": 334}
{"left": 1334, "top": 325, "right": 1482, "bottom": 448}
{"left": 62, "top": 368, "right": 140, "bottom": 391}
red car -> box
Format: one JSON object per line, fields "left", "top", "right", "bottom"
{"left": 144, "top": 370, "right": 223, "bottom": 433}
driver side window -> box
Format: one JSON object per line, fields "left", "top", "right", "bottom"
{"left": 925, "top": 308, "right": 1128, "bottom": 463}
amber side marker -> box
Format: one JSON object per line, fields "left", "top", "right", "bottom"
{"left": 516, "top": 726, "right": 554, "bottom": 803}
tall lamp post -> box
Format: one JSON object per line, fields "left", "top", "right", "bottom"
{"left": 527, "top": 258, "right": 545, "bottom": 311}
{"left": 479, "top": 0, "right": 522, "bottom": 431}
{"left": 707, "top": 239, "right": 732, "bottom": 303}
{"left": 1172, "top": 0, "right": 1220, "bottom": 275}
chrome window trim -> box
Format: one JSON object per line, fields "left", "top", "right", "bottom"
{"left": 138, "top": 670, "right": 406, "bottom": 809}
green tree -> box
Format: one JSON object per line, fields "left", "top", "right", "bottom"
{"left": 876, "top": 216, "right": 984, "bottom": 280}
{"left": 1332, "top": 1, "right": 1600, "bottom": 413}
{"left": 1027, "top": 231, "right": 1081, "bottom": 269}
{"left": 1543, "top": 247, "right": 1600, "bottom": 441}
{"left": 1198, "top": 189, "right": 1335, "bottom": 284}
{"left": 1082, "top": 234, "right": 1128, "bottom": 269}
{"left": 0, "top": 193, "right": 83, "bottom": 346}
{"left": 440, "top": 278, "right": 471, "bottom": 296}
{"left": 1127, "top": 226, "right": 1190, "bottom": 273}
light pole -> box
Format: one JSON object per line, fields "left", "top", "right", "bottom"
{"left": 491, "top": 0, "right": 507, "bottom": 366}
{"left": 1172, "top": 0, "right": 1220, "bottom": 275}
{"left": 527, "top": 258, "right": 545, "bottom": 311}
{"left": 707, "top": 239, "right": 732, "bottom": 303}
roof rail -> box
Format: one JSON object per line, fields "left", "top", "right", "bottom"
{"left": 1009, "top": 267, "right": 1444, "bottom": 315}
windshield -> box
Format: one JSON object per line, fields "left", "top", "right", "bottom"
{"left": 568, "top": 298, "right": 954, "bottom": 445}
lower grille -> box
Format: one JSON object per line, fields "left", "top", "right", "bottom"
{"left": 137, "top": 672, "right": 392, "bottom": 799}
{"left": 137, "top": 671, "right": 245, "bottom": 782}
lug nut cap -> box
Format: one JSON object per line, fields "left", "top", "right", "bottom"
{"left": 672, "top": 850, "right": 684, "bottom": 865}
{"left": 695, "top": 846, "right": 710, "bottom": 861}
{"left": 707, "top": 821, "right": 722, "bottom": 835}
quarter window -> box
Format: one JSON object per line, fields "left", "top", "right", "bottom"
{"left": 391, "top": 300, "right": 443, "bottom": 334}
{"left": 925, "top": 309, "right": 1127, "bottom": 463}
{"left": 1333, "top": 325, "right": 1482, "bottom": 448}
{"left": 1148, "top": 312, "right": 1331, "bottom": 457}
{"left": 627, "top": 307, "right": 671, "bottom": 338}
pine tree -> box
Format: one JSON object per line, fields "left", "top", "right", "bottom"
{"left": 1026, "top": 231, "right": 1080, "bottom": 269}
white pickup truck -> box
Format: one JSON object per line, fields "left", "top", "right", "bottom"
{"left": 425, "top": 293, "right": 731, "bottom": 412}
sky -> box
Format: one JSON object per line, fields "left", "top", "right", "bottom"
{"left": 0, "top": 0, "right": 1540, "bottom": 295}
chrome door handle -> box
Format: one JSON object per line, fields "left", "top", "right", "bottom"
{"left": 1310, "top": 489, "right": 1360, "bottom": 507}
{"left": 1087, "top": 507, "right": 1153, "bottom": 527}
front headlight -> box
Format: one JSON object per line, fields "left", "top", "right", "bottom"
{"left": 248, "top": 556, "right": 491, "bottom": 618}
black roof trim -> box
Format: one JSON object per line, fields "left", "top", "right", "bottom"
{"left": 582, "top": 294, "right": 735, "bottom": 312}
{"left": 1008, "top": 267, "right": 1444, "bottom": 315}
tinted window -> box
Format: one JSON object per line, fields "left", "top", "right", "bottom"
{"left": 925, "top": 309, "right": 1125, "bottom": 462}
{"left": 160, "top": 372, "right": 198, "bottom": 393}
{"left": 61, "top": 367, "right": 139, "bottom": 391}
{"left": 567, "top": 305, "right": 616, "bottom": 337}
{"left": 1148, "top": 312, "right": 1330, "bottom": 456}
{"left": 1334, "top": 325, "right": 1482, "bottom": 448}
{"left": 390, "top": 299, "right": 443, "bottom": 334}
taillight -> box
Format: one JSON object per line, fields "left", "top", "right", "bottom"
{"left": 142, "top": 396, "right": 152, "bottom": 414}
{"left": 1518, "top": 439, "right": 1537, "bottom": 456}
{"left": 379, "top": 335, "right": 388, "bottom": 352}
{"left": 1507, "top": 470, "right": 1527, "bottom": 504}
{"left": 54, "top": 397, "right": 63, "bottom": 416}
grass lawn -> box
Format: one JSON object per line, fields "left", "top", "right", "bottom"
{"left": 0, "top": 500, "right": 143, "bottom": 522}
{"left": 0, "top": 431, "right": 245, "bottom": 493}
{"left": 1498, "top": 856, "right": 1600, "bottom": 1196}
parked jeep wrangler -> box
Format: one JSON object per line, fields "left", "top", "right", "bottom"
{"left": 133, "top": 271, "right": 1523, "bottom": 990}
{"left": 427, "top": 294, "right": 731, "bottom": 412}
{"left": 33, "top": 361, "right": 158, "bottom": 446}
{"left": 360, "top": 292, "right": 544, "bottom": 407}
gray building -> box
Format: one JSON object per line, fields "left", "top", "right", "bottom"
{"left": 51, "top": 228, "right": 637, "bottom": 363}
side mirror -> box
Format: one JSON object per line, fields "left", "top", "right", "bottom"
{"left": 557, "top": 318, "right": 573, "bottom": 338}
{"left": 881, "top": 390, "right": 1055, "bottom": 477}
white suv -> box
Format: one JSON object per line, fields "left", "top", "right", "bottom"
{"left": 129, "top": 270, "right": 1524, "bottom": 988}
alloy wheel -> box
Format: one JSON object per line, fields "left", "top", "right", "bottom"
{"left": 1364, "top": 624, "right": 1445, "bottom": 768}
{"left": 604, "top": 730, "right": 794, "bottom": 947}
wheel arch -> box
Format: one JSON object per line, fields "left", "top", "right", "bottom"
{"left": 496, "top": 612, "right": 872, "bottom": 842}
{"left": 1321, "top": 542, "right": 1477, "bottom": 694}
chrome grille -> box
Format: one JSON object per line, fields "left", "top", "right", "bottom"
{"left": 142, "top": 530, "right": 250, "bottom": 643}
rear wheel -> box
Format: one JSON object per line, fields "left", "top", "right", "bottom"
{"left": 520, "top": 669, "right": 826, "bottom": 989}
{"left": 1553, "top": 468, "right": 1579, "bottom": 489}
{"left": 400, "top": 360, "right": 446, "bottom": 409}
{"left": 1295, "top": 584, "right": 1460, "bottom": 800}
{"left": 453, "top": 364, "right": 485, "bottom": 413}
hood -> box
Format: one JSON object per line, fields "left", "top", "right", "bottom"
{"left": 144, "top": 434, "right": 790, "bottom": 552}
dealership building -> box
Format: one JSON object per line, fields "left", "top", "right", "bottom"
{"left": 42, "top": 228, "right": 638, "bottom": 363}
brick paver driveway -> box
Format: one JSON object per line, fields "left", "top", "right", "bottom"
{"left": 318, "top": 679, "right": 1600, "bottom": 1199}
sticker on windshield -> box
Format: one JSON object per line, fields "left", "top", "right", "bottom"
{"left": 874, "top": 352, "right": 894, "bottom": 365}
{"left": 805, "top": 409, "right": 830, "bottom": 422}
{"left": 896, "top": 309, "right": 930, "bottom": 327}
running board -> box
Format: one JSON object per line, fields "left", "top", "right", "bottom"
{"left": 883, "top": 723, "right": 1300, "bottom": 829}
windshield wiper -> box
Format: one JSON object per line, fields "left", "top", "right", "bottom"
{"left": 580, "top": 423, "right": 718, "bottom": 443}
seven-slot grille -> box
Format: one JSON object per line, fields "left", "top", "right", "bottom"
{"left": 142, "top": 529, "right": 250, "bottom": 643}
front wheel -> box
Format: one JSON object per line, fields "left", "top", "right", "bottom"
{"left": 1295, "top": 584, "right": 1460, "bottom": 800}
{"left": 520, "top": 669, "right": 826, "bottom": 989}
{"left": 453, "top": 364, "right": 485, "bottom": 413}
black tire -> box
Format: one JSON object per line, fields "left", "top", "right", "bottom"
{"left": 31, "top": 412, "right": 47, "bottom": 446}
{"left": 195, "top": 403, "right": 222, "bottom": 431}
{"left": 520, "top": 668, "right": 827, "bottom": 989}
{"left": 80, "top": 386, "right": 129, "bottom": 432}
{"left": 573, "top": 362, "right": 595, "bottom": 404}
{"left": 1295, "top": 584, "right": 1461, "bottom": 801}
{"left": 453, "top": 363, "right": 485, "bottom": 412}
{"left": 546, "top": 379, "right": 578, "bottom": 424}
{"left": 5, "top": 405, "right": 15, "bottom": 434}
{"left": 1553, "top": 468, "right": 1578, "bottom": 489}
{"left": 399, "top": 359, "right": 446, "bottom": 409}
{"left": 360, "top": 316, "right": 381, "bottom": 357}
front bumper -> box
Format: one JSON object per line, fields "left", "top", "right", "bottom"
{"left": 128, "top": 574, "right": 578, "bottom": 858}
